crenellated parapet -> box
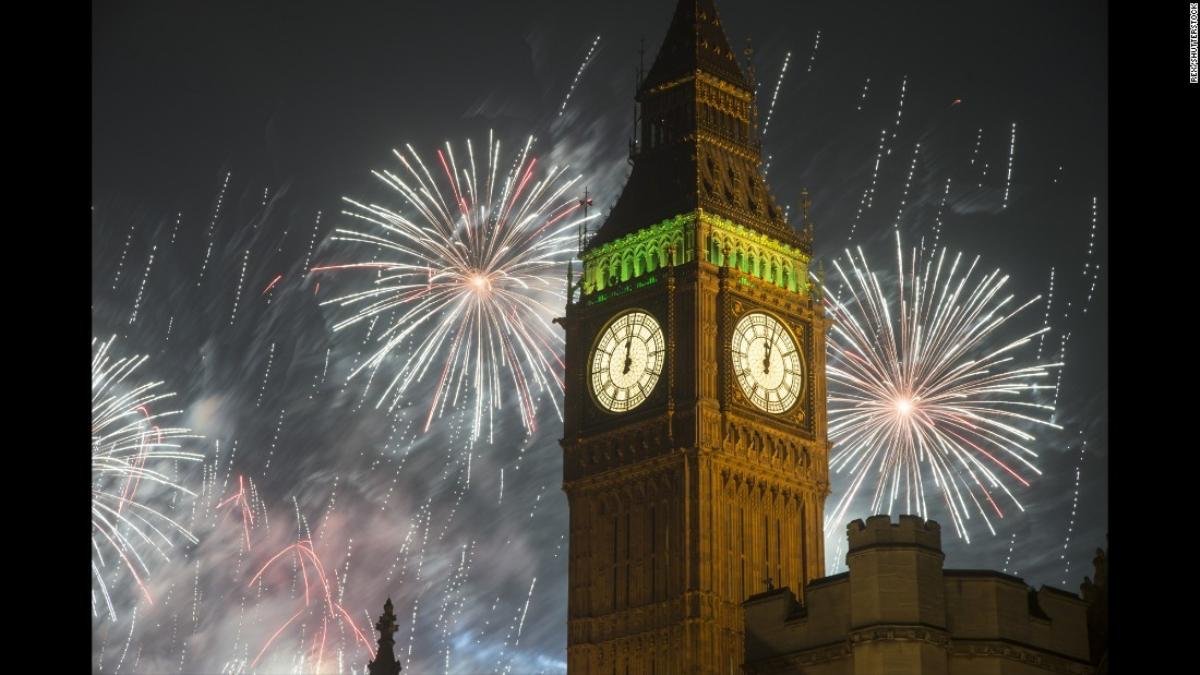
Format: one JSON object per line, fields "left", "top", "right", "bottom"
{"left": 847, "top": 514, "right": 942, "bottom": 553}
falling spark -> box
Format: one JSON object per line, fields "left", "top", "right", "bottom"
{"left": 823, "top": 233, "right": 1061, "bottom": 542}
{"left": 930, "top": 177, "right": 951, "bottom": 252}
{"left": 806, "top": 30, "right": 821, "bottom": 72}
{"left": 892, "top": 142, "right": 920, "bottom": 231}
{"left": 1002, "top": 532, "right": 1017, "bottom": 573}
{"left": 255, "top": 342, "right": 276, "bottom": 408}
{"left": 303, "top": 210, "right": 324, "bottom": 272}
{"left": 559, "top": 35, "right": 601, "bottom": 117}
{"left": 1059, "top": 433, "right": 1087, "bottom": 585}
{"left": 112, "top": 222, "right": 137, "bottom": 291}
{"left": 1036, "top": 267, "right": 1055, "bottom": 360}
{"left": 856, "top": 76, "right": 871, "bottom": 111}
{"left": 970, "top": 128, "right": 983, "bottom": 166}
{"left": 848, "top": 128, "right": 889, "bottom": 242}
{"left": 1002, "top": 122, "right": 1016, "bottom": 208}
{"left": 230, "top": 249, "right": 250, "bottom": 326}
{"left": 891, "top": 75, "right": 908, "bottom": 142}
{"left": 129, "top": 244, "right": 157, "bottom": 325}
{"left": 197, "top": 171, "right": 231, "bottom": 288}
{"left": 1081, "top": 197, "right": 1100, "bottom": 314}
{"left": 261, "top": 273, "right": 283, "bottom": 296}
{"left": 169, "top": 211, "right": 183, "bottom": 245}
{"left": 761, "top": 51, "right": 791, "bottom": 138}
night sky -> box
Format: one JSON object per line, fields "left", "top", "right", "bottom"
{"left": 92, "top": 1, "right": 1107, "bottom": 672}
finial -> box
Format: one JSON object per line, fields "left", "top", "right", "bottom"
{"left": 798, "top": 187, "right": 815, "bottom": 251}
{"left": 744, "top": 38, "right": 756, "bottom": 87}
{"left": 369, "top": 597, "right": 402, "bottom": 675}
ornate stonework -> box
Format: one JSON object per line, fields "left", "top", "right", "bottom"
{"left": 559, "top": 2, "right": 829, "bottom": 673}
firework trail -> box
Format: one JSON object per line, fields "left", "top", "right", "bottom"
{"left": 892, "top": 142, "right": 920, "bottom": 231}
{"left": 559, "top": 35, "right": 601, "bottom": 117}
{"left": 197, "top": 171, "right": 232, "bottom": 287}
{"left": 823, "top": 233, "right": 1061, "bottom": 542}
{"left": 170, "top": 211, "right": 183, "bottom": 245}
{"left": 129, "top": 244, "right": 158, "bottom": 325}
{"left": 1081, "top": 197, "right": 1100, "bottom": 314}
{"left": 1059, "top": 432, "right": 1087, "bottom": 585}
{"left": 1002, "top": 531, "right": 1017, "bottom": 573}
{"left": 246, "top": 534, "right": 377, "bottom": 671}
{"left": 848, "top": 128, "right": 889, "bottom": 242}
{"left": 1002, "top": 122, "right": 1017, "bottom": 208}
{"left": 856, "top": 75, "right": 871, "bottom": 111}
{"left": 256, "top": 341, "right": 276, "bottom": 408}
{"left": 1036, "top": 267, "right": 1055, "bottom": 360}
{"left": 303, "top": 210, "right": 325, "bottom": 272}
{"left": 112, "top": 221, "right": 137, "bottom": 291}
{"left": 805, "top": 29, "right": 821, "bottom": 73}
{"left": 891, "top": 75, "right": 908, "bottom": 142}
{"left": 316, "top": 131, "right": 596, "bottom": 442}
{"left": 761, "top": 51, "right": 791, "bottom": 138}
{"left": 92, "top": 335, "right": 203, "bottom": 622}
{"left": 230, "top": 248, "right": 250, "bottom": 326}
{"left": 929, "top": 177, "right": 951, "bottom": 252}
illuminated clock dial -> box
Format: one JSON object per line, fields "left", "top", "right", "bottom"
{"left": 731, "top": 312, "right": 804, "bottom": 414}
{"left": 590, "top": 310, "right": 665, "bottom": 412}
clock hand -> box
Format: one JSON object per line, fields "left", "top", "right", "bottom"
{"left": 622, "top": 337, "right": 633, "bottom": 375}
{"left": 762, "top": 337, "right": 771, "bottom": 375}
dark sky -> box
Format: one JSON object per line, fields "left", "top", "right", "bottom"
{"left": 93, "top": 1, "right": 1107, "bottom": 672}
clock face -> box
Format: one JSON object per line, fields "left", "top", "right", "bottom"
{"left": 590, "top": 310, "right": 665, "bottom": 413}
{"left": 731, "top": 312, "right": 804, "bottom": 414}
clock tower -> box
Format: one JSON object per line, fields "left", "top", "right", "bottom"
{"left": 559, "top": 0, "right": 830, "bottom": 673}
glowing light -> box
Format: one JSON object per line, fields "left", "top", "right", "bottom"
{"left": 1002, "top": 122, "right": 1017, "bottom": 208}
{"left": 806, "top": 29, "right": 822, "bottom": 73}
{"left": 856, "top": 75, "right": 871, "bottom": 111}
{"left": 196, "top": 171, "right": 231, "bottom": 288}
{"left": 92, "top": 335, "right": 202, "bottom": 621}
{"left": 823, "top": 233, "right": 1061, "bottom": 543}
{"left": 761, "top": 51, "right": 791, "bottom": 137}
{"left": 559, "top": 35, "right": 601, "bottom": 117}
{"left": 318, "top": 131, "right": 595, "bottom": 442}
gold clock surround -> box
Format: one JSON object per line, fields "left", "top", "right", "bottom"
{"left": 730, "top": 310, "right": 806, "bottom": 414}
{"left": 588, "top": 309, "right": 665, "bottom": 413}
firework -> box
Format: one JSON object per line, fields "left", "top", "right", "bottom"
{"left": 1002, "top": 122, "right": 1017, "bottom": 208}
{"left": 559, "top": 35, "right": 602, "bottom": 117}
{"left": 805, "top": 29, "right": 821, "bottom": 73}
{"left": 761, "top": 51, "right": 791, "bottom": 138}
{"left": 92, "top": 335, "right": 202, "bottom": 622}
{"left": 246, "top": 536, "right": 376, "bottom": 671}
{"left": 316, "top": 131, "right": 594, "bottom": 442}
{"left": 823, "top": 234, "right": 1061, "bottom": 542}
{"left": 856, "top": 75, "right": 871, "bottom": 111}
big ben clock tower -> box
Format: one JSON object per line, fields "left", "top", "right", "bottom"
{"left": 559, "top": 0, "right": 830, "bottom": 673}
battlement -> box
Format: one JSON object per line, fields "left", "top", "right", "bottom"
{"left": 847, "top": 514, "right": 942, "bottom": 552}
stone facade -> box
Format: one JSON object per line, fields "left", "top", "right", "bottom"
{"left": 743, "top": 516, "right": 1095, "bottom": 675}
{"left": 559, "top": 1, "right": 831, "bottom": 673}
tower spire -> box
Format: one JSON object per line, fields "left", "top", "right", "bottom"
{"left": 368, "top": 598, "right": 401, "bottom": 675}
{"left": 640, "top": 0, "right": 749, "bottom": 93}
{"left": 589, "top": 0, "right": 804, "bottom": 252}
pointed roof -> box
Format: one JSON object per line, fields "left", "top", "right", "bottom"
{"left": 641, "top": 0, "right": 750, "bottom": 93}
{"left": 587, "top": 0, "right": 804, "bottom": 252}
